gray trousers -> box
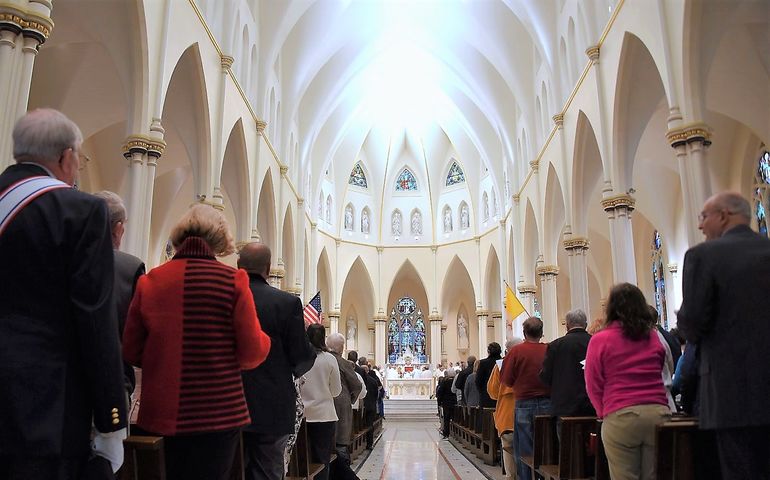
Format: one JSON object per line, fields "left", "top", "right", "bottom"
{"left": 244, "top": 432, "right": 290, "bottom": 480}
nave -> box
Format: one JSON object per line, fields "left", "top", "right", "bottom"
{"left": 353, "top": 421, "right": 499, "bottom": 480}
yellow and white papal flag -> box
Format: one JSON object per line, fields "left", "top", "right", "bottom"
{"left": 504, "top": 282, "right": 529, "bottom": 339}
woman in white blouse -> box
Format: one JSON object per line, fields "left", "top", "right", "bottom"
{"left": 301, "top": 324, "right": 342, "bottom": 480}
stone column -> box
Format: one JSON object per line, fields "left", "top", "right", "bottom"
{"left": 516, "top": 284, "right": 537, "bottom": 337}
{"left": 0, "top": 2, "right": 53, "bottom": 169}
{"left": 440, "top": 324, "right": 447, "bottom": 361}
{"left": 121, "top": 133, "right": 166, "bottom": 261}
{"left": 429, "top": 313, "right": 442, "bottom": 367}
{"left": 563, "top": 236, "right": 591, "bottom": 315}
{"left": 536, "top": 260, "right": 560, "bottom": 341}
{"left": 327, "top": 311, "right": 340, "bottom": 335}
{"left": 667, "top": 263, "right": 681, "bottom": 329}
{"left": 268, "top": 267, "right": 284, "bottom": 290}
{"left": 601, "top": 193, "right": 637, "bottom": 284}
{"left": 476, "top": 310, "right": 489, "bottom": 358}
{"left": 374, "top": 313, "right": 387, "bottom": 369}
{"left": 250, "top": 120, "right": 268, "bottom": 241}
{"left": 367, "top": 325, "right": 375, "bottom": 361}
{"left": 294, "top": 198, "right": 305, "bottom": 296}
{"left": 667, "top": 124, "right": 712, "bottom": 247}
{"left": 490, "top": 312, "right": 502, "bottom": 347}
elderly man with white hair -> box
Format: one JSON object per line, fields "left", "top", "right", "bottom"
{"left": 0, "top": 109, "right": 127, "bottom": 478}
{"left": 326, "top": 332, "right": 363, "bottom": 479}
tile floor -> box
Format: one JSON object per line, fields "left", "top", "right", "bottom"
{"left": 353, "top": 420, "right": 505, "bottom": 480}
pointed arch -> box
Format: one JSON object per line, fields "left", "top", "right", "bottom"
{"left": 543, "top": 163, "right": 566, "bottom": 262}
{"left": 440, "top": 255, "right": 478, "bottom": 358}
{"left": 395, "top": 167, "right": 418, "bottom": 191}
{"left": 523, "top": 199, "right": 540, "bottom": 282}
{"left": 484, "top": 245, "right": 502, "bottom": 312}
{"left": 348, "top": 161, "right": 368, "bottom": 188}
{"left": 340, "top": 256, "right": 376, "bottom": 333}
{"left": 445, "top": 159, "right": 466, "bottom": 186}
{"left": 571, "top": 111, "right": 604, "bottom": 235}
{"left": 221, "top": 118, "right": 251, "bottom": 241}
{"left": 387, "top": 259, "right": 430, "bottom": 321}
{"left": 316, "top": 247, "right": 333, "bottom": 322}
{"left": 612, "top": 32, "right": 668, "bottom": 192}
{"left": 256, "top": 168, "right": 276, "bottom": 249}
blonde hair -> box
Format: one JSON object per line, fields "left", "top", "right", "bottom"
{"left": 170, "top": 204, "right": 235, "bottom": 256}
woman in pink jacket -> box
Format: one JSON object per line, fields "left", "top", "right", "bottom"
{"left": 585, "top": 283, "right": 671, "bottom": 480}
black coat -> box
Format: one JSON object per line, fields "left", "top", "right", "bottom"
{"left": 539, "top": 328, "right": 595, "bottom": 417}
{"left": 114, "top": 250, "right": 145, "bottom": 394}
{"left": 241, "top": 275, "right": 316, "bottom": 435}
{"left": 0, "top": 163, "right": 127, "bottom": 457}
{"left": 476, "top": 354, "right": 502, "bottom": 408}
{"left": 454, "top": 365, "right": 474, "bottom": 403}
{"left": 677, "top": 225, "right": 770, "bottom": 429}
{"left": 436, "top": 377, "right": 457, "bottom": 408}
{"left": 362, "top": 372, "right": 379, "bottom": 413}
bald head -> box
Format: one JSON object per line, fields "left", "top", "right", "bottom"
{"left": 699, "top": 192, "right": 751, "bottom": 240}
{"left": 326, "top": 332, "right": 345, "bottom": 354}
{"left": 238, "top": 242, "right": 271, "bottom": 278}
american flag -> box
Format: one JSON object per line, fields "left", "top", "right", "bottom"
{"left": 303, "top": 292, "right": 322, "bottom": 326}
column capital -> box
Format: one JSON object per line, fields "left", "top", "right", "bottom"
{"left": 601, "top": 193, "right": 636, "bottom": 212}
{"left": 0, "top": 5, "right": 53, "bottom": 44}
{"left": 665, "top": 122, "right": 712, "bottom": 148}
{"left": 512, "top": 194, "right": 520, "bottom": 204}
{"left": 586, "top": 45, "right": 600, "bottom": 63}
{"left": 122, "top": 134, "right": 166, "bottom": 158}
{"left": 563, "top": 237, "right": 590, "bottom": 251}
{"left": 475, "top": 309, "right": 489, "bottom": 317}
{"left": 296, "top": 197, "right": 304, "bottom": 208}
{"left": 667, "top": 262, "right": 678, "bottom": 274}
{"left": 280, "top": 164, "right": 289, "bottom": 176}
{"left": 326, "top": 310, "right": 341, "bottom": 319}
{"left": 286, "top": 287, "right": 302, "bottom": 297}
{"left": 536, "top": 264, "right": 560, "bottom": 277}
{"left": 429, "top": 313, "right": 442, "bottom": 322}
{"left": 490, "top": 311, "right": 502, "bottom": 320}
{"left": 529, "top": 160, "right": 540, "bottom": 173}
{"left": 196, "top": 197, "right": 225, "bottom": 211}
{"left": 430, "top": 245, "right": 437, "bottom": 253}
{"left": 373, "top": 313, "right": 388, "bottom": 323}
{"left": 256, "top": 120, "right": 267, "bottom": 134}
{"left": 220, "top": 54, "right": 234, "bottom": 70}
{"left": 335, "top": 238, "right": 341, "bottom": 247}
{"left": 268, "top": 267, "right": 285, "bottom": 279}
{"left": 552, "top": 113, "right": 564, "bottom": 129}
{"left": 376, "top": 245, "right": 384, "bottom": 254}
{"left": 517, "top": 284, "right": 537, "bottom": 295}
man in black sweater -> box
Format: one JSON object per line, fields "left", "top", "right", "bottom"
{"left": 475, "top": 343, "right": 502, "bottom": 408}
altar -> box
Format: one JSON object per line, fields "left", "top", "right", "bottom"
{"left": 386, "top": 378, "right": 435, "bottom": 399}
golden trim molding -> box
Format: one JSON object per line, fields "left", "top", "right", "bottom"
{"left": 373, "top": 314, "right": 388, "bottom": 323}
{"left": 220, "top": 54, "right": 234, "bottom": 70}
{"left": 529, "top": 160, "right": 539, "bottom": 172}
{"left": 429, "top": 313, "right": 442, "bottom": 322}
{"left": 122, "top": 135, "right": 166, "bottom": 157}
{"left": 666, "top": 123, "right": 712, "bottom": 147}
{"left": 552, "top": 113, "right": 564, "bottom": 128}
{"left": 563, "top": 237, "right": 590, "bottom": 250}
{"left": 536, "top": 264, "right": 560, "bottom": 276}
{"left": 280, "top": 165, "right": 289, "bottom": 176}
{"left": 475, "top": 309, "right": 489, "bottom": 317}
{"left": 256, "top": 120, "right": 267, "bottom": 134}
{"left": 601, "top": 193, "right": 635, "bottom": 212}
{"left": 0, "top": 4, "right": 54, "bottom": 42}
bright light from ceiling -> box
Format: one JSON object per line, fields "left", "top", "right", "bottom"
{"left": 359, "top": 0, "right": 457, "bottom": 136}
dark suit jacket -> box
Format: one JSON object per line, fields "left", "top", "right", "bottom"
{"left": 0, "top": 163, "right": 127, "bottom": 457}
{"left": 678, "top": 225, "right": 770, "bottom": 429}
{"left": 242, "top": 274, "right": 316, "bottom": 435}
{"left": 539, "top": 328, "right": 595, "bottom": 417}
{"left": 362, "top": 372, "right": 379, "bottom": 413}
{"left": 332, "top": 352, "right": 363, "bottom": 444}
{"left": 454, "top": 365, "right": 474, "bottom": 404}
{"left": 476, "top": 354, "right": 502, "bottom": 408}
{"left": 114, "top": 250, "right": 144, "bottom": 394}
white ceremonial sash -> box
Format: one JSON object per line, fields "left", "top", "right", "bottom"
{"left": 0, "top": 175, "right": 69, "bottom": 236}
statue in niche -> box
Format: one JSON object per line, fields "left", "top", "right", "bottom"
{"left": 361, "top": 209, "right": 370, "bottom": 234}
{"left": 392, "top": 210, "right": 402, "bottom": 236}
{"left": 457, "top": 313, "right": 469, "bottom": 349}
{"left": 318, "top": 194, "right": 323, "bottom": 219}
{"left": 346, "top": 316, "right": 357, "bottom": 349}
{"left": 460, "top": 204, "right": 469, "bottom": 230}
{"left": 443, "top": 208, "right": 452, "bottom": 233}
{"left": 411, "top": 210, "right": 422, "bottom": 235}
{"left": 483, "top": 196, "right": 490, "bottom": 221}
{"left": 492, "top": 192, "right": 498, "bottom": 217}
{"left": 344, "top": 205, "right": 353, "bottom": 231}
{"left": 325, "top": 196, "right": 332, "bottom": 223}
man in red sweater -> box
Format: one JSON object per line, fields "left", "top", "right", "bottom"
{"left": 501, "top": 316, "right": 551, "bottom": 480}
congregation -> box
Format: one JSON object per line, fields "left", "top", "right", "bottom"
{"left": 1, "top": 105, "right": 770, "bottom": 480}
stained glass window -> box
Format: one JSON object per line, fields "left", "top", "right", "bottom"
{"left": 349, "top": 162, "right": 368, "bottom": 188}
{"left": 651, "top": 230, "right": 668, "bottom": 328}
{"left": 387, "top": 296, "right": 427, "bottom": 364}
{"left": 754, "top": 150, "right": 769, "bottom": 237}
{"left": 446, "top": 161, "right": 465, "bottom": 186}
{"left": 164, "top": 239, "right": 174, "bottom": 263}
{"left": 533, "top": 297, "right": 541, "bottom": 319}
{"left": 395, "top": 168, "right": 418, "bottom": 191}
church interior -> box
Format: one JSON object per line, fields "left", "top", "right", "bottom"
{"left": 1, "top": 0, "right": 768, "bottom": 477}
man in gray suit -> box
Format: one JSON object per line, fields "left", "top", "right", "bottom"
{"left": 326, "top": 333, "right": 362, "bottom": 479}
{"left": 678, "top": 192, "right": 770, "bottom": 479}
{"left": 94, "top": 191, "right": 145, "bottom": 395}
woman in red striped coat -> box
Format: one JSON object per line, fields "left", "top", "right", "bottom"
{"left": 123, "top": 205, "right": 271, "bottom": 480}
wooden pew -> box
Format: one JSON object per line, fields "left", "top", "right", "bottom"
{"left": 655, "top": 418, "right": 698, "bottom": 480}
{"left": 520, "top": 415, "right": 558, "bottom": 480}
{"left": 479, "top": 407, "right": 499, "bottom": 466}
{"left": 536, "top": 417, "right": 597, "bottom": 480}
{"left": 119, "top": 435, "right": 165, "bottom": 480}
